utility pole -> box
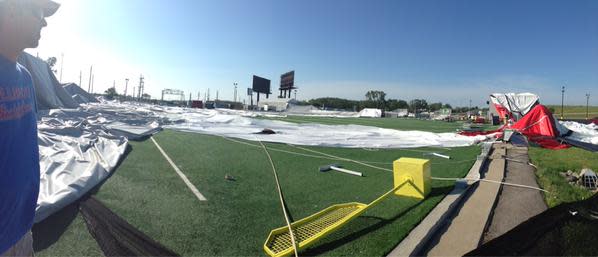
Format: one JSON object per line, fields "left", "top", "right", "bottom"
{"left": 91, "top": 75, "right": 95, "bottom": 93}
{"left": 586, "top": 93, "right": 591, "bottom": 120}
{"left": 59, "top": 53, "right": 64, "bottom": 83}
{"left": 79, "top": 70, "right": 82, "bottom": 86}
{"left": 294, "top": 89, "right": 297, "bottom": 100}
{"left": 216, "top": 90, "right": 219, "bottom": 101}
{"left": 207, "top": 88, "right": 210, "bottom": 101}
{"left": 87, "top": 65, "right": 93, "bottom": 92}
{"left": 561, "top": 86, "right": 565, "bottom": 119}
{"left": 124, "top": 78, "right": 129, "bottom": 98}
{"left": 138, "top": 75, "right": 144, "bottom": 101}
{"left": 233, "top": 82, "right": 238, "bottom": 103}
{"left": 469, "top": 99, "right": 472, "bottom": 113}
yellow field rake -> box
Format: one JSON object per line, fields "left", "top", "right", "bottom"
{"left": 264, "top": 158, "right": 431, "bottom": 257}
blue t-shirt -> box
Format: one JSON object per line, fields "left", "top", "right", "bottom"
{"left": 0, "top": 55, "right": 40, "bottom": 254}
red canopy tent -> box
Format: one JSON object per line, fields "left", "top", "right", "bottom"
{"left": 461, "top": 93, "right": 569, "bottom": 149}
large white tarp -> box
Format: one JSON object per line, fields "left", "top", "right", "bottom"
{"left": 81, "top": 102, "right": 491, "bottom": 149}
{"left": 558, "top": 121, "right": 598, "bottom": 145}
{"left": 490, "top": 93, "right": 539, "bottom": 119}
{"left": 35, "top": 105, "right": 164, "bottom": 222}
{"left": 63, "top": 83, "right": 98, "bottom": 104}
{"left": 17, "top": 53, "right": 79, "bottom": 110}
{"left": 36, "top": 113, "right": 128, "bottom": 222}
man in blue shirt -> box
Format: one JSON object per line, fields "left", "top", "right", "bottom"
{"left": 0, "top": 0, "right": 59, "bottom": 256}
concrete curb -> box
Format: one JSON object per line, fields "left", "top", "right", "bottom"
{"left": 387, "top": 142, "right": 493, "bottom": 257}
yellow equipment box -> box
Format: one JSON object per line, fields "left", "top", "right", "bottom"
{"left": 393, "top": 158, "right": 431, "bottom": 199}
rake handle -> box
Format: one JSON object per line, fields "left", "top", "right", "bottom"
{"left": 330, "top": 166, "right": 363, "bottom": 177}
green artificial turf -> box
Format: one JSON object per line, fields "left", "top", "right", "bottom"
{"left": 260, "top": 115, "right": 496, "bottom": 133}
{"left": 528, "top": 146, "right": 597, "bottom": 208}
{"left": 34, "top": 125, "right": 480, "bottom": 256}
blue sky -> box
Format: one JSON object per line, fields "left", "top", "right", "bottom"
{"left": 32, "top": 0, "right": 598, "bottom": 106}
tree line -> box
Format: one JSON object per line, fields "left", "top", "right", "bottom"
{"left": 302, "top": 90, "right": 475, "bottom": 113}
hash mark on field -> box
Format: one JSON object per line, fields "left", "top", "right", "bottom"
{"left": 151, "top": 137, "right": 207, "bottom": 201}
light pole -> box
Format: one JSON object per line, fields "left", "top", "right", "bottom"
{"left": 124, "top": 78, "right": 129, "bottom": 98}
{"left": 586, "top": 93, "right": 590, "bottom": 120}
{"left": 59, "top": 53, "right": 64, "bottom": 83}
{"left": 561, "top": 86, "right": 565, "bottom": 119}
{"left": 468, "top": 99, "right": 472, "bottom": 119}
{"left": 233, "top": 82, "right": 238, "bottom": 103}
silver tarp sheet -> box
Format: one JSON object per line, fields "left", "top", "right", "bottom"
{"left": 18, "top": 53, "right": 79, "bottom": 110}
{"left": 35, "top": 106, "right": 162, "bottom": 222}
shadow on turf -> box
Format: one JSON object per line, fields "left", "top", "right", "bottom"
{"left": 302, "top": 186, "right": 454, "bottom": 256}
{"left": 32, "top": 144, "right": 133, "bottom": 252}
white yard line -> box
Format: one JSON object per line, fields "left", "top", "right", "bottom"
{"left": 151, "top": 137, "right": 207, "bottom": 201}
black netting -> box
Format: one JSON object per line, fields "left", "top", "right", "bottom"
{"left": 80, "top": 197, "right": 180, "bottom": 257}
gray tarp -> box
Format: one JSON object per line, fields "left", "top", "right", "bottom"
{"left": 63, "top": 83, "right": 99, "bottom": 104}
{"left": 17, "top": 53, "right": 79, "bottom": 110}
{"left": 36, "top": 118, "right": 128, "bottom": 222}
{"left": 35, "top": 106, "right": 163, "bottom": 222}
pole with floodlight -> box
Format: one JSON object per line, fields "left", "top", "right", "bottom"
{"left": 586, "top": 93, "right": 590, "bottom": 120}
{"left": 561, "top": 86, "right": 565, "bottom": 119}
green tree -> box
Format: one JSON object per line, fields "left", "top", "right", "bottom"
{"left": 409, "top": 99, "right": 428, "bottom": 112}
{"left": 365, "top": 90, "right": 387, "bottom": 109}
{"left": 46, "top": 57, "right": 58, "bottom": 74}
{"left": 397, "top": 100, "right": 409, "bottom": 109}
{"left": 429, "top": 102, "right": 443, "bottom": 112}
{"left": 308, "top": 97, "right": 359, "bottom": 110}
{"left": 104, "top": 87, "right": 118, "bottom": 100}
{"left": 386, "top": 99, "right": 409, "bottom": 111}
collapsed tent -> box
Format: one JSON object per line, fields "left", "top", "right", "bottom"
{"left": 490, "top": 93, "right": 539, "bottom": 121}
{"left": 464, "top": 93, "right": 598, "bottom": 150}
{"left": 63, "top": 83, "right": 99, "bottom": 104}
{"left": 509, "top": 104, "right": 569, "bottom": 149}
{"left": 17, "top": 53, "right": 79, "bottom": 110}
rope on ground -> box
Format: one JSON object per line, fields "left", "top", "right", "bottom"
{"left": 256, "top": 137, "right": 299, "bottom": 257}
{"left": 431, "top": 177, "right": 549, "bottom": 193}
{"left": 220, "top": 135, "right": 545, "bottom": 193}
{"left": 289, "top": 144, "right": 549, "bottom": 193}
{"left": 290, "top": 144, "right": 394, "bottom": 172}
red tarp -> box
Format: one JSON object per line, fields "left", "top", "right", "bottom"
{"left": 510, "top": 105, "right": 569, "bottom": 149}
{"left": 493, "top": 103, "right": 511, "bottom": 122}
{"left": 460, "top": 104, "right": 570, "bottom": 149}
